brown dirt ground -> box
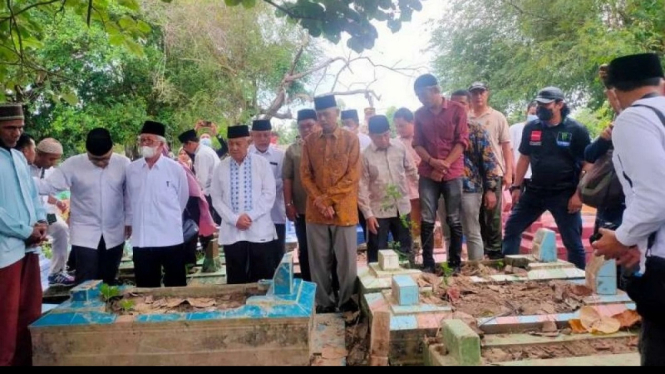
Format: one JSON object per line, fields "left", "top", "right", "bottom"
{"left": 108, "top": 289, "right": 267, "bottom": 315}
{"left": 420, "top": 274, "right": 594, "bottom": 319}
{"left": 482, "top": 336, "right": 639, "bottom": 364}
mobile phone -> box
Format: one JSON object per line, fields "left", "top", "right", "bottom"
{"left": 203, "top": 121, "right": 212, "bottom": 127}
{"left": 46, "top": 213, "right": 57, "bottom": 225}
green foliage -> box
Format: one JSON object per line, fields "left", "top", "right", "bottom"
{"left": 0, "top": 0, "right": 155, "bottom": 102}
{"left": 119, "top": 299, "right": 135, "bottom": 313}
{"left": 430, "top": 0, "right": 665, "bottom": 118}
{"left": 440, "top": 262, "right": 453, "bottom": 286}
{"left": 224, "top": 0, "right": 423, "bottom": 53}
{"left": 100, "top": 283, "right": 121, "bottom": 302}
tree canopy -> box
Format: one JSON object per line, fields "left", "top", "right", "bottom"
{"left": 430, "top": 0, "right": 665, "bottom": 129}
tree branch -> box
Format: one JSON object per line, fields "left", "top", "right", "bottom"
{"left": 0, "top": 0, "right": 62, "bottom": 24}
{"left": 86, "top": 0, "right": 93, "bottom": 26}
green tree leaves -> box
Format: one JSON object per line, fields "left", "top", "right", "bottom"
{"left": 228, "top": 0, "right": 423, "bottom": 53}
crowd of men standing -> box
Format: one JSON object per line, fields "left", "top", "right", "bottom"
{"left": 1, "top": 52, "right": 665, "bottom": 366}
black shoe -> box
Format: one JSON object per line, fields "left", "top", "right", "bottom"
{"left": 338, "top": 299, "right": 359, "bottom": 314}
{"left": 487, "top": 251, "right": 505, "bottom": 260}
{"left": 451, "top": 265, "right": 462, "bottom": 277}
{"left": 422, "top": 266, "right": 436, "bottom": 274}
{"left": 316, "top": 305, "right": 336, "bottom": 314}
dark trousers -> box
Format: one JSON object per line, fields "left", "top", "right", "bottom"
{"left": 184, "top": 197, "right": 201, "bottom": 266}
{"left": 0, "top": 254, "right": 42, "bottom": 366}
{"left": 133, "top": 244, "right": 187, "bottom": 288}
{"left": 503, "top": 188, "right": 586, "bottom": 269}
{"left": 66, "top": 249, "right": 76, "bottom": 272}
{"left": 224, "top": 241, "right": 274, "bottom": 285}
{"left": 72, "top": 237, "right": 124, "bottom": 286}
{"left": 367, "top": 215, "right": 412, "bottom": 264}
{"left": 420, "top": 177, "right": 464, "bottom": 268}
{"left": 358, "top": 208, "right": 367, "bottom": 242}
{"left": 294, "top": 215, "right": 311, "bottom": 282}
{"left": 639, "top": 318, "right": 665, "bottom": 366}
{"left": 480, "top": 177, "right": 503, "bottom": 255}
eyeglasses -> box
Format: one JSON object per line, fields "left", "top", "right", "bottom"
{"left": 137, "top": 136, "right": 159, "bottom": 146}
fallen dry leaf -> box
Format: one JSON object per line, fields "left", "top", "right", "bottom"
{"left": 446, "top": 287, "right": 461, "bottom": 303}
{"left": 580, "top": 306, "right": 602, "bottom": 330}
{"left": 504, "top": 265, "right": 514, "bottom": 274}
{"left": 591, "top": 317, "right": 621, "bottom": 335}
{"left": 321, "top": 346, "right": 348, "bottom": 360}
{"left": 611, "top": 310, "right": 642, "bottom": 329}
{"left": 186, "top": 298, "right": 216, "bottom": 308}
{"left": 569, "top": 284, "right": 593, "bottom": 297}
{"left": 569, "top": 319, "right": 588, "bottom": 334}
{"left": 144, "top": 295, "right": 154, "bottom": 304}
{"left": 561, "top": 328, "right": 572, "bottom": 335}
{"left": 165, "top": 298, "right": 186, "bottom": 308}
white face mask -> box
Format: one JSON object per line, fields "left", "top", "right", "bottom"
{"left": 141, "top": 146, "right": 158, "bottom": 159}
{"left": 527, "top": 114, "right": 539, "bottom": 122}
{"left": 200, "top": 138, "right": 212, "bottom": 148}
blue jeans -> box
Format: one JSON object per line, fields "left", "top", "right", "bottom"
{"left": 419, "top": 177, "right": 463, "bottom": 268}
{"left": 502, "top": 189, "right": 586, "bottom": 269}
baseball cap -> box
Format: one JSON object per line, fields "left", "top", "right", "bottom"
{"left": 535, "top": 87, "right": 565, "bottom": 104}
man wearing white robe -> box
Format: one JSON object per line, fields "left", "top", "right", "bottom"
{"left": 211, "top": 125, "right": 277, "bottom": 285}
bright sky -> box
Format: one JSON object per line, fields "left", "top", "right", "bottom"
{"left": 314, "top": 0, "right": 447, "bottom": 116}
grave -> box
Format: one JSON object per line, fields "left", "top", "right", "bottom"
{"left": 365, "top": 228, "right": 637, "bottom": 366}
{"left": 358, "top": 250, "right": 423, "bottom": 313}
{"left": 30, "top": 253, "right": 317, "bottom": 366}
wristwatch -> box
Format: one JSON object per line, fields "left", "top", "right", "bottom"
{"left": 509, "top": 185, "right": 522, "bottom": 193}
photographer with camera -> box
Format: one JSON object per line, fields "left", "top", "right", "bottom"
{"left": 592, "top": 53, "right": 665, "bottom": 366}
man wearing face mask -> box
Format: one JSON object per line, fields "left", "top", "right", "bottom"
{"left": 503, "top": 87, "right": 590, "bottom": 269}
{"left": 126, "top": 121, "right": 189, "bottom": 288}
{"left": 36, "top": 128, "right": 131, "bottom": 285}
{"left": 178, "top": 129, "right": 221, "bottom": 225}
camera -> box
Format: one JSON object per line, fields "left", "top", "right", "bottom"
{"left": 589, "top": 221, "right": 619, "bottom": 245}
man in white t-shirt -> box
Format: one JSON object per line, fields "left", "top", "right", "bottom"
{"left": 509, "top": 101, "right": 538, "bottom": 185}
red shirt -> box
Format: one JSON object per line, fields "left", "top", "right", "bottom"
{"left": 413, "top": 99, "right": 469, "bottom": 181}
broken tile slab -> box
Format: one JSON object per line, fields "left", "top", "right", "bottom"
{"left": 495, "top": 353, "right": 640, "bottom": 366}
{"left": 586, "top": 255, "right": 618, "bottom": 295}
{"left": 469, "top": 267, "right": 586, "bottom": 283}
{"left": 583, "top": 293, "right": 632, "bottom": 305}
{"left": 482, "top": 331, "right": 637, "bottom": 348}
{"left": 477, "top": 303, "right": 636, "bottom": 334}
{"left": 527, "top": 260, "right": 576, "bottom": 271}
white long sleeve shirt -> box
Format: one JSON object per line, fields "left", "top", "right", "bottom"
{"left": 37, "top": 153, "right": 131, "bottom": 250}
{"left": 125, "top": 155, "right": 189, "bottom": 248}
{"left": 193, "top": 144, "right": 220, "bottom": 196}
{"left": 612, "top": 96, "right": 665, "bottom": 270}
{"left": 211, "top": 153, "right": 277, "bottom": 246}
{"left": 30, "top": 165, "right": 58, "bottom": 215}
{"left": 248, "top": 144, "right": 286, "bottom": 224}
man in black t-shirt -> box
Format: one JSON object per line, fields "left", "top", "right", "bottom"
{"left": 502, "top": 87, "right": 591, "bottom": 269}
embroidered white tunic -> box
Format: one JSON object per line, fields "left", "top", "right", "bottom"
{"left": 211, "top": 153, "right": 277, "bottom": 246}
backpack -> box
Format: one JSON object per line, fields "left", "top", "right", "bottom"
{"left": 578, "top": 147, "right": 624, "bottom": 209}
